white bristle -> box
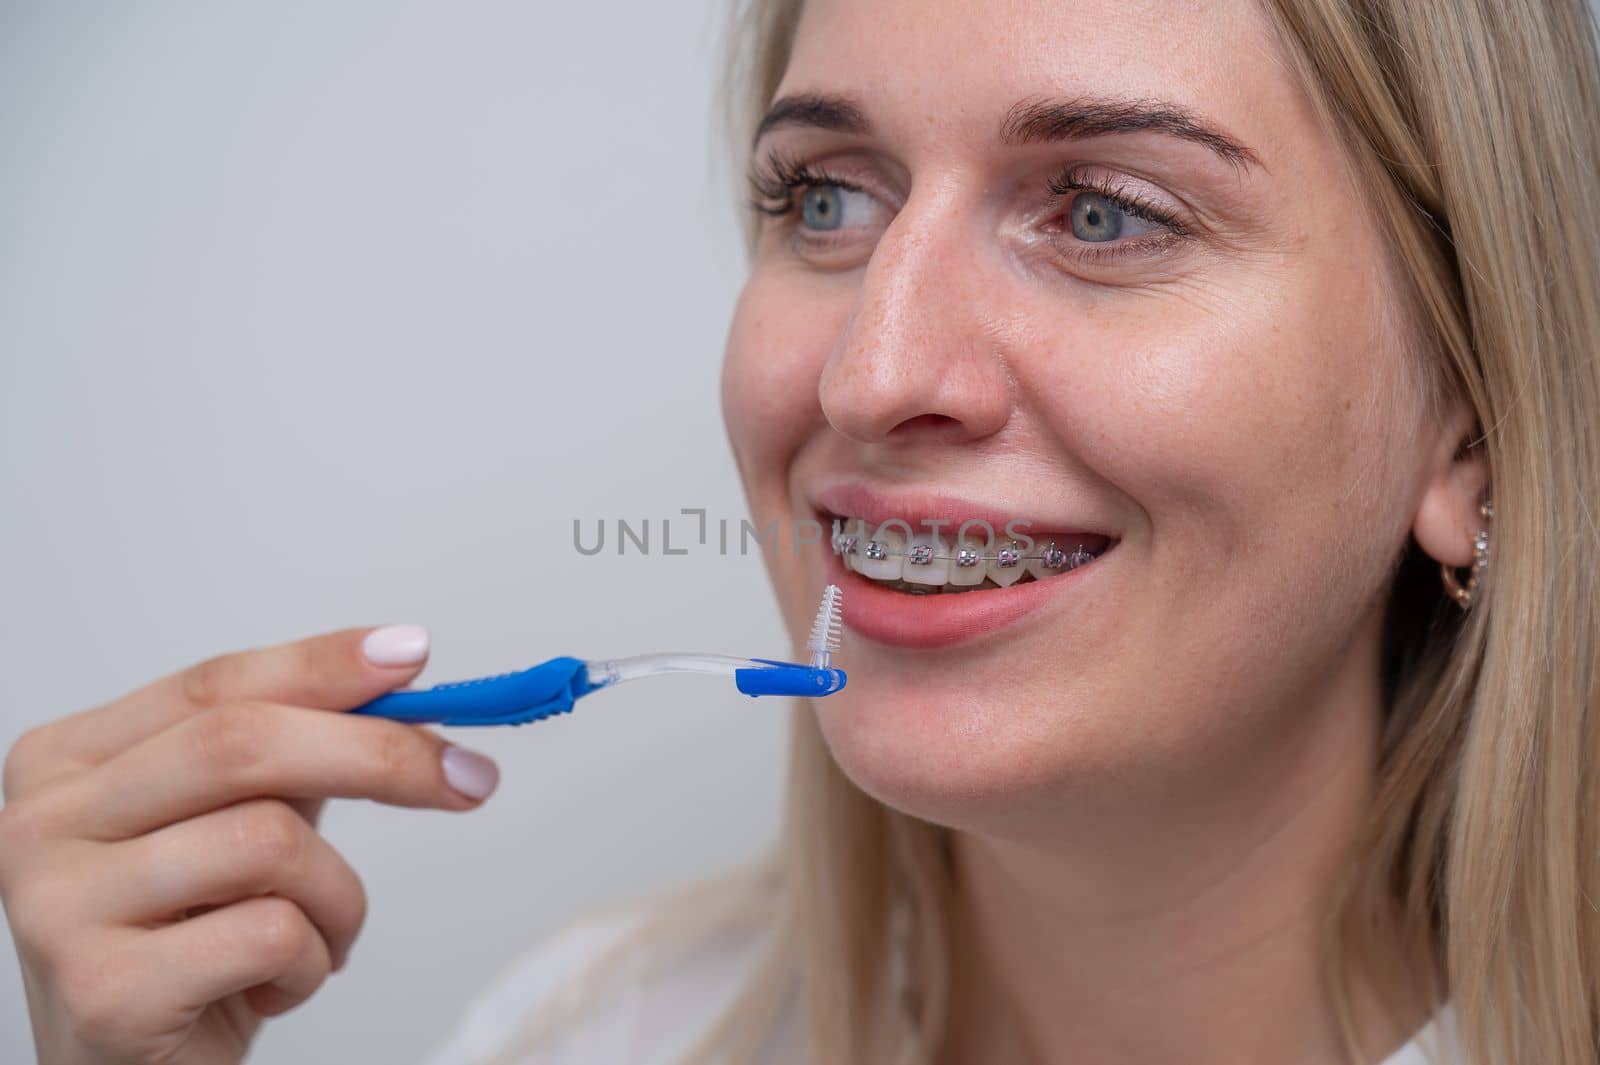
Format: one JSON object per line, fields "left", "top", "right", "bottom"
{"left": 807, "top": 584, "right": 844, "bottom": 668}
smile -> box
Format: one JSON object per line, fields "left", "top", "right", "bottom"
{"left": 827, "top": 515, "right": 1114, "bottom": 595}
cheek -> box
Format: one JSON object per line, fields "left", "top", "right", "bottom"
{"left": 1025, "top": 264, "right": 1416, "bottom": 670}
{"left": 1051, "top": 267, "right": 1405, "bottom": 541}
{"left": 721, "top": 269, "right": 847, "bottom": 481}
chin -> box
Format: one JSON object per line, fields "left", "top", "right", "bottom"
{"left": 809, "top": 672, "right": 1116, "bottom": 833}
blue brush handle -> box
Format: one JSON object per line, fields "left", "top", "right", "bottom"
{"left": 350, "top": 656, "right": 597, "bottom": 726}
{"left": 735, "top": 660, "right": 847, "bottom": 697}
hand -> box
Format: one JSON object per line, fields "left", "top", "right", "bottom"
{"left": 0, "top": 625, "right": 500, "bottom": 1065}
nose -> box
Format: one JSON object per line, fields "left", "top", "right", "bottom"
{"left": 818, "top": 196, "right": 1014, "bottom": 447}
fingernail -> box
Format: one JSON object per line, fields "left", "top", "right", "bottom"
{"left": 441, "top": 744, "right": 500, "bottom": 801}
{"left": 362, "top": 624, "right": 429, "bottom": 667}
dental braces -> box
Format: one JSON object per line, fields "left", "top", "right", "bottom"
{"left": 831, "top": 532, "right": 1097, "bottom": 571}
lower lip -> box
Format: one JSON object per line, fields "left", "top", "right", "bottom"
{"left": 822, "top": 543, "right": 1114, "bottom": 650}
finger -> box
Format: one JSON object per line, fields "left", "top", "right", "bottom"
{"left": 90, "top": 799, "right": 367, "bottom": 971}
{"left": 53, "top": 702, "right": 495, "bottom": 840}
{"left": 143, "top": 895, "right": 333, "bottom": 1017}
{"left": 51, "top": 625, "right": 432, "bottom": 765}
{"left": 62, "top": 898, "right": 331, "bottom": 1048}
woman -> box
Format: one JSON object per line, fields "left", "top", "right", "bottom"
{"left": 4, "top": 0, "right": 1598, "bottom": 1062}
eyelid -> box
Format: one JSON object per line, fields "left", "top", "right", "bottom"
{"left": 750, "top": 146, "right": 903, "bottom": 208}
{"left": 750, "top": 148, "right": 1199, "bottom": 267}
{"left": 1044, "top": 163, "right": 1190, "bottom": 235}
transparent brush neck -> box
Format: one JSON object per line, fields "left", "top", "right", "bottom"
{"left": 584, "top": 652, "right": 756, "bottom": 688}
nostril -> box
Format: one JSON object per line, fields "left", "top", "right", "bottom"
{"left": 889, "top": 413, "right": 964, "bottom": 438}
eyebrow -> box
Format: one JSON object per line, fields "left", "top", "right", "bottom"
{"left": 753, "top": 91, "right": 1261, "bottom": 173}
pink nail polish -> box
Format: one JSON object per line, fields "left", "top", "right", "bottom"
{"left": 442, "top": 744, "right": 500, "bottom": 800}
{"left": 362, "top": 624, "right": 430, "bottom": 667}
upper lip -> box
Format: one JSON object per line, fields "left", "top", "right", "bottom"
{"left": 809, "top": 480, "right": 1116, "bottom": 541}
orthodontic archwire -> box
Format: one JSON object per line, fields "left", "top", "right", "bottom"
{"left": 350, "top": 584, "right": 847, "bottom": 727}
{"left": 831, "top": 528, "right": 1098, "bottom": 571}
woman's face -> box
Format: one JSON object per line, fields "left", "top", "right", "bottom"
{"left": 721, "top": 0, "right": 1450, "bottom": 831}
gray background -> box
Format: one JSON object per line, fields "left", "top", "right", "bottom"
{"left": 0, "top": 3, "right": 789, "bottom": 1062}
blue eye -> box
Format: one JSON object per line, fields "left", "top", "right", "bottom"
{"left": 797, "top": 183, "right": 877, "bottom": 232}
{"left": 1044, "top": 167, "right": 1185, "bottom": 259}
{"left": 1070, "top": 191, "right": 1129, "bottom": 242}
{"left": 800, "top": 186, "right": 844, "bottom": 230}
{"left": 746, "top": 153, "right": 886, "bottom": 238}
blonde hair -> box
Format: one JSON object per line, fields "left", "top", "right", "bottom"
{"left": 481, "top": 1, "right": 1600, "bottom": 1062}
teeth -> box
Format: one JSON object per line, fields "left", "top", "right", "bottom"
{"left": 832, "top": 518, "right": 865, "bottom": 575}
{"left": 1027, "top": 540, "right": 1097, "bottom": 580}
{"left": 830, "top": 514, "right": 1107, "bottom": 593}
{"left": 986, "top": 540, "right": 1028, "bottom": 587}
{"left": 1026, "top": 540, "right": 1067, "bottom": 582}
{"left": 901, "top": 533, "right": 949, "bottom": 586}
{"left": 947, "top": 532, "right": 988, "bottom": 587}
{"left": 855, "top": 527, "right": 906, "bottom": 581}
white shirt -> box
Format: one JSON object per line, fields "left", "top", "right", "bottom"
{"left": 420, "top": 908, "right": 1461, "bottom": 1065}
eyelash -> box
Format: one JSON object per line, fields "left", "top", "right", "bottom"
{"left": 746, "top": 149, "right": 1189, "bottom": 263}
{"left": 747, "top": 148, "right": 863, "bottom": 218}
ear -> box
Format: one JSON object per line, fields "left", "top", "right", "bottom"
{"left": 1412, "top": 395, "right": 1491, "bottom": 568}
